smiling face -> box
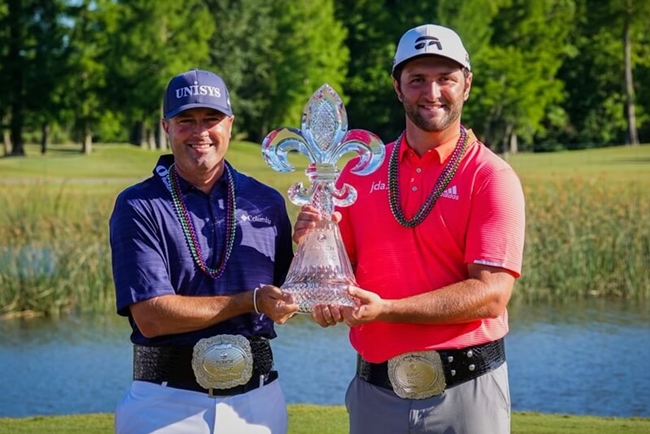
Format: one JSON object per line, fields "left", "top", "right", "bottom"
{"left": 393, "top": 56, "right": 472, "bottom": 134}
{"left": 162, "top": 108, "right": 234, "bottom": 189}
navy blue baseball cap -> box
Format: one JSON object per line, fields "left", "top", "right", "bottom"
{"left": 163, "top": 69, "right": 233, "bottom": 118}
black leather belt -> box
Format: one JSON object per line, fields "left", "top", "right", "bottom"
{"left": 133, "top": 336, "right": 276, "bottom": 396}
{"left": 357, "top": 338, "right": 506, "bottom": 393}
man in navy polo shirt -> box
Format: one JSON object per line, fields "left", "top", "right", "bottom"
{"left": 109, "top": 69, "right": 299, "bottom": 433}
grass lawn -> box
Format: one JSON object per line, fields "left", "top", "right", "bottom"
{"left": 2, "top": 140, "right": 648, "bottom": 184}
{"left": 2, "top": 141, "right": 648, "bottom": 204}
{"left": 0, "top": 141, "right": 311, "bottom": 198}
{"left": 3, "top": 141, "right": 648, "bottom": 236}
{"left": 0, "top": 407, "right": 649, "bottom": 434}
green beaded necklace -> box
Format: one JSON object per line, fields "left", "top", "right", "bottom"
{"left": 388, "top": 126, "right": 469, "bottom": 228}
{"left": 168, "top": 164, "right": 237, "bottom": 279}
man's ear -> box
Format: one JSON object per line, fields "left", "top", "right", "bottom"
{"left": 464, "top": 73, "right": 473, "bottom": 101}
{"left": 392, "top": 77, "right": 403, "bottom": 102}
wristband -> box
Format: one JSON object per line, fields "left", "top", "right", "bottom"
{"left": 253, "top": 286, "right": 261, "bottom": 314}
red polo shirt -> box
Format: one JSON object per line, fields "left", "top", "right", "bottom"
{"left": 336, "top": 130, "right": 526, "bottom": 363}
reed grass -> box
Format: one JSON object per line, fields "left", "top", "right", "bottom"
{"left": 0, "top": 183, "right": 115, "bottom": 317}
{"left": 0, "top": 142, "right": 648, "bottom": 316}
{"left": 516, "top": 177, "right": 649, "bottom": 301}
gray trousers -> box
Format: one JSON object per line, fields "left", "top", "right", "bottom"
{"left": 345, "top": 363, "right": 511, "bottom": 434}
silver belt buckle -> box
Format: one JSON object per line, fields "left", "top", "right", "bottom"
{"left": 191, "top": 334, "right": 254, "bottom": 391}
{"left": 387, "top": 350, "right": 446, "bottom": 399}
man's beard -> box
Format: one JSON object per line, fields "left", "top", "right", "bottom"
{"left": 403, "top": 98, "right": 462, "bottom": 132}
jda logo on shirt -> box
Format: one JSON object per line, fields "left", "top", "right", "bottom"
{"left": 370, "top": 180, "right": 460, "bottom": 201}
{"left": 370, "top": 180, "right": 388, "bottom": 193}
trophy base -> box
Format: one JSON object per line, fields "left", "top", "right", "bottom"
{"left": 282, "top": 281, "right": 356, "bottom": 314}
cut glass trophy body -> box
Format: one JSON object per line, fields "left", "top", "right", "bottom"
{"left": 262, "top": 84, "right": 385, "bottom": 313}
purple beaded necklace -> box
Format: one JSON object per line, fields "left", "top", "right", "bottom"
{"left": 388, "top": 126, "right": 469, "bottom": 228}
{"left": 168, "top": 164, "right": 237, "bottom": 279}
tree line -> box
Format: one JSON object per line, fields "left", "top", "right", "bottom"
{"left": 1, "top": 0, "right": 648, "bottom": 157}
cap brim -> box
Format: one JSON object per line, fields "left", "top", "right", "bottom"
{"left": 165, "top": 103, "right": 232, "bottom": 119}
{"left": 393, "top": 53, "right": 468, "bottom": 74}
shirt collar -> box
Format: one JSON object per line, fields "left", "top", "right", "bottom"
{"left": 397, "top": 128, "right": 477, "bottom": 163}
{"left": 153, "top": 155, "right": 233, "bottom": 194}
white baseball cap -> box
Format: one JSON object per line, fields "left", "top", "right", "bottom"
{"left": 392, "top": 24, "right": 470, "bottom": 75}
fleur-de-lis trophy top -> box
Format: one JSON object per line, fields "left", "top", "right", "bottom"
{"left": 261, "top": 84, "right": 385, "bottom": 314}
{"left": 262, "top": 84, "right": 385, "bottom": 218}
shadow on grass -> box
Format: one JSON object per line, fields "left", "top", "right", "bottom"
{"left": 609, "top": 157, "right": 650, "bottom": 165}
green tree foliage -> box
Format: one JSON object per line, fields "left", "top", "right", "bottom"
{"left": 436, "top": 0, "right": 502, "bottom": 57}
{"left": 268, "top": 0, "right": 348, "bottom": 132}
{"left": 333, "top": 0, "right": 399, "bottom": 141}
{"left": 435, "top": 0, "right": 506, "bottom": 147}
{"left": 205, "top": 0, "right": 348, "bottom": 143}
{"left": 106, "top": 0, "right": 215, "bottom": 148}
{"left": 64, "top": 0, "right": 118, "bottom": 153}
{"left": 23, "top": 1, "right": 72, "bottom": 153}
{"left": 2, "top": 0, "right": 648, "bottom": 154}
{"left": 203, "top": 0, "right": 282, "bottom": 141}
{"left": 274, "top": 0, "right": 349, "bottom": 128}
{"left": 600, "top": 0, "right": 650, "bottom": 146}
{"left": 0, "top": 1, "right": 8, "bottom": 154}
{"left": 334, "top": 0, "right": 443, "bottom": 142}
{"left": 635, "top": 36, "right": 650, "bottom": 142}
{"left": 558, "top": 0, "right": 649, "bottom": 147}
{"left": 1, "top": 0, "right": 73, "bottom": 155}
{"left": 335, "top": 0, "right": 503, "bottom": 142}
{"left": 468, "top": 0, "right": 576, "bottom": 152}
{"left": 2, "top": 0, "right": 27, "bottom": 156}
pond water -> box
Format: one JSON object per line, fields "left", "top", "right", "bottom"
{"left": 0, "top": 298, "right": 648, "bottom": 418}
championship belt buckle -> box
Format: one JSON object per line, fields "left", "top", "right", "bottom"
{"left": 191, "top": 335, "right": 254, "bottom": 391}
{"left": 387, "top": 350, "right": 446, "bottom": 400}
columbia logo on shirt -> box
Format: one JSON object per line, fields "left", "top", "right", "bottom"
{"left": 240, "top": 214, "right": 272, "bottom": 225}
{"left": 441, "top": 185, "right": 459, "bottom": 200}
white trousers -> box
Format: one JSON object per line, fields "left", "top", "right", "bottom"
{"left": 114, "top": 377, "right": 288, "bottom": 434}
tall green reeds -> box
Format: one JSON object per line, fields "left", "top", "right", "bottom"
{"left": 0, "top": 183, "right": 115, "bottom": 317}
{"left": 516, "top": 176, "right": 649, "bottom": 301}
{"left": 0, "top": 144, "right": 648, "bottom": 316}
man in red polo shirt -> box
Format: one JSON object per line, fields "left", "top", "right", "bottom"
{"left": 294, "top": 24, "right": 526, "bottom": 434}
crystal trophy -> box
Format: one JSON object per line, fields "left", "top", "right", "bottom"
{"left": 262, "top": 84, "right": 385, "bottom": 313}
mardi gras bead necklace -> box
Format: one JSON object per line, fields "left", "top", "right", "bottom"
{"left": 388, "top": 126, "right": 469, "bottom": 228}
{"left": 168, "top": 164, "right": 236, "bottom": 279}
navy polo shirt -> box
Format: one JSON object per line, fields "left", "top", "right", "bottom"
{"left": 109, "top": 155, "right": 294, "bottom": 346}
